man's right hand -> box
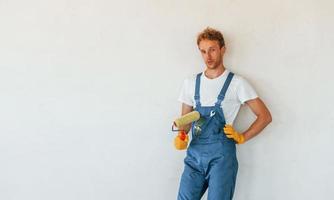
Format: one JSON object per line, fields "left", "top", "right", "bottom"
{"left": 174, "top": 131, "right": 189, "bottom": 150}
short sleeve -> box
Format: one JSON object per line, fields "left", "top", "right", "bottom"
{"left": 236, "top": 77, "right": 258, "bottom": 104}
{"left": 178, "top": 79, "right": 194, "bottom": 106}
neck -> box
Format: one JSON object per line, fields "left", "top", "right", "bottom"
{"left": 204, "top": 64, "right": 225, "bottom": 79}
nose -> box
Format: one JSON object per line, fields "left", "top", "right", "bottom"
{"left": 207, "top": 52, "right": 212, "bottom": 59}
{"left": 207, "top": 54, "right": 212, "bottom": 61}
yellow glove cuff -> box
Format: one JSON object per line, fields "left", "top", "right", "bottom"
{"left": 237, "top": 134, "right": 245, "bottom": 144}
{"left": 174, "top": 132, "right": 189, "bottom": 150}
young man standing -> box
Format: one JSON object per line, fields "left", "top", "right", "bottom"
{"left": 175, "top": 27, "right": 272, "bottom": 200}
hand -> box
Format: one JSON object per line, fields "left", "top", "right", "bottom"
{"left": 174, "top": 131, "right": 189, "bottom": 150}
{"left": 223, "top": 124, "right": 245, "bottom": 144}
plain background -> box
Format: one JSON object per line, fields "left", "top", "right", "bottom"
{"left": 1, "top": 0, "right": 333, "bottom": 199}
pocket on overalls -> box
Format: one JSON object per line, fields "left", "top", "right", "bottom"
{"left": 192, "top": 117, "right": 207, "bottom": 137}
{"left": 220, "top": 138, "right": 237, "bottom": 154}
{"left": 211, "top": 117, "right": 223, "bottom": 133}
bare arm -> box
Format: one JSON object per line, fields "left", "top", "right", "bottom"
{"left": 242, "top": 97, "right": 272, "bottom": 142}
{"left": 180, "top": 103, "right": 194, "bottom": 133}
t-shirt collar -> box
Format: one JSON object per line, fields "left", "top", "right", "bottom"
{"left": 203, "top": 68, "right": 230, "bottom": 80}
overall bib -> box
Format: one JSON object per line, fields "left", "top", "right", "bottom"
{"left": 177, "top": 72, "right": 238, "bottom": 200}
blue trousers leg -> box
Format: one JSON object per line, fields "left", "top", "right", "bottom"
{"left": 207, "top": 154, "right": 238, "bottom": 200}
{"left": 177, "top": 142, "right": 238, "bottom": 200}
{"left": 177, "top": 161, "right": 207, "bottom": 200}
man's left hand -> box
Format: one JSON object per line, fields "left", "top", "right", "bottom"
{"left": 223, "top": 124, "right": 245, "bottom": 144}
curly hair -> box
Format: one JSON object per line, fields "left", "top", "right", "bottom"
{"left": 197, "top": 27, "right": 225, "bottom": 48}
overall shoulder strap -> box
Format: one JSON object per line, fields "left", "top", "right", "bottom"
{"left": 194, "top": 73, "right": 202, "bottom": 107}
{"left": 215, "top": 72, "right": 234, "bottom": 106}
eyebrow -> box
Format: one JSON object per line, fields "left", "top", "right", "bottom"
{"left": 199, "top": 47, "right": 216, "bottom": 51}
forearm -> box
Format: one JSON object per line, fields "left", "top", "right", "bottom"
{"left": 180, "top": 103, "right": 194, "bottom": 133}
{"left": 242, "top": 115, "right": 271, "bottom": 142}
{"left": 239, "top": 98, "right": 272, "bottom": 142}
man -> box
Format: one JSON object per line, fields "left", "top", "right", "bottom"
{"left": 175, "top": 27, "right": 272, "bottom": 200}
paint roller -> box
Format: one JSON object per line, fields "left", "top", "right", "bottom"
{"left": 172, "top": 111, "right": 201, "bottom": 131}
{"left": 172, "top": 111, "right": 200, "bottom": 150}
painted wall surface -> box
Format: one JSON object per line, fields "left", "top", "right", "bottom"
{"left": 0, "top": 0, "right": 333, "bottom": 199}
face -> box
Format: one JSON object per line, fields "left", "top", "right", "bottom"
{"left": 198, "top": 39, "right": 225, "bottom": 69}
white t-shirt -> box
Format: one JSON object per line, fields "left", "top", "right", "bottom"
{"left": 178, "top": 69, "right": 258, "bottom": 125}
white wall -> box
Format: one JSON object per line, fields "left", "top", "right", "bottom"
{"left": 1, "top": 0, "right": 333, "bottom": 199}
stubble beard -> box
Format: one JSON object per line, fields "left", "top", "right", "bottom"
{"left": 206, "top": 58, "right": 222, "bottom": 70}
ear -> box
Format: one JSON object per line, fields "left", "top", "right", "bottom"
{"left": 221, "top": 46, "right": 226, "bottom": 52}
{"left": 221, "top": 46, "right": 226, "bottom": 55}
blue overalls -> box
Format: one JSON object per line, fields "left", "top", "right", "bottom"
{"left": 177, "top": 72, "right": 238, "bottom": 200}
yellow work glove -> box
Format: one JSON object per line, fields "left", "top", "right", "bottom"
{"left": 223, "top": 124, "right": 245, "bottom": 144}
{"left": 174, "top": 131, "right": 189, "bottom": 150}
